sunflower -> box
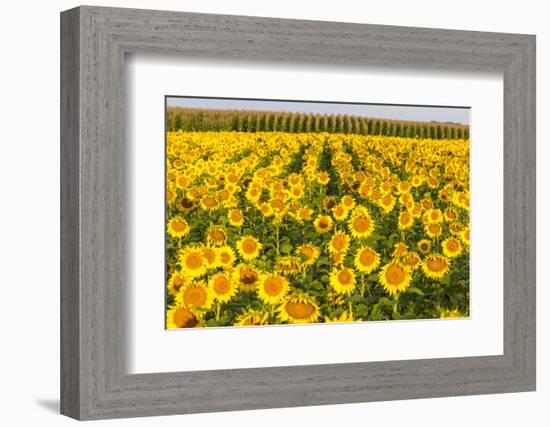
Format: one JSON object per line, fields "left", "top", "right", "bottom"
{"left": 332, "top": 204, "right": 348, "bottom": 221}
{"left": 209, "top": 272, "right": 237, "bottom": 302}
{"left": 178, "top": 247, "right": 206, "bottom": 277}
{"left": 259, "top": 202, "right": 274, "bottom": 217}
{"left": 296, "top": 244, "right": 320, "bottom": 267}
{"left": 234, "top": 310, "right": 270, "bottom": 326}
{"left": 167, "top": 216, "right": 190, "bottom": 238}
{"left": 314, "top": 215, "right": 333, "bottom": 233}
{"left": 317, "top": 171, "right": 330, "bottom": 185}
{"left": 228, "top": 209, "right": 244, "bottom": 227}
{"left": 425, "top": 222, "right": 442, "bottom": 238}
{"left": 440, "top": 308, "right": 466, "bottom": 319}
{"left": 422, "top": 253, "right": 450, "bottom": 279}
{"left": 354, "top": 246, "right": 380, "bottom": 273}
{"left": 207, "top": 225, "right": 228, "bottom": 246}
{"left": 324, "top": 311, "right": 358, "bottom": 323}
{"left": 378, "top": 261, "right": 411, "bottom": 296}
{"left": 379, "top": 194, "right": 396, "bottom": 213}
{"left": 166, "top": 305, "right": 203, "bottom": 329}
{"left": 460, "top": 227, "right": 470, "bottom": 246}
{"left": 277, "top": 293, "right": 320, "bottom": 324}
{"left": 393, "top": 242, "right": 409, "bottom": 257}
{"left": 175, "top": 280, "right": 213, "bottom": 311}
{"left": 167, "top": 271, "right": 189, "bottom": 295}
{"left": 216, "top": 245, "right": 235, "bottom": 268}
{"left": 425, "top": 208, "right": 444, "bottom": 223}
{"left": 236, "top": 235, "right": 262, "bottom": 260}
{"left": 233, "top": 264, "right": 261, "bottom": 291}
{"left": 328, "top": 231, "right": 351, "bottom": 254}
{"left": 417, "top": 239, "right": 431, "bottom": 254}
{"left": 200, "top": 246, "right": 218, "bottom": 269}
{"left": 397, "top": 211, "right": 414, "bottom": 230}
{"left": 442, "top": 238, "right": 463, "bottom": 258}
{"left": 403, "top": 252, "right": 422, "bottom": 270}
{"left": 200, "top": 194, "right": 219, "bottom": 211}
{"left": 341, "top": 195, "right": 356, "bottom": 211}
{"left": 296, "top": 206, "right": 313, "bottom": 222}
{"left": 348, "top": 207, "right": 374, "bottom": 238}
{"left": 257, "top": 274, "right": 290, "bottom": 305}
{"left": 329, "top": 267, "right": 356, "bottom": 295}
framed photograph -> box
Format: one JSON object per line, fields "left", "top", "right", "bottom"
{"left": 60, "top": 5, "right": 536, "bottom": 420}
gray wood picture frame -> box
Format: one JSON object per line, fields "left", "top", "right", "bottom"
{"left": 60, "top": 5, "right": 536, "bottom": 421}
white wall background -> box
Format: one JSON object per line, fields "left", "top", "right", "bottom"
{"left": 0, "top": 1, "right": 546, "bottom": 425}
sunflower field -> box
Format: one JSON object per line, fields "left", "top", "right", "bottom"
{"left": 165, "top": 122, "right": 470, "bottom": 329}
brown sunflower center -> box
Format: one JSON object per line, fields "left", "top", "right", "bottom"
{"left": 185, "top": 253, "right": 203, "bottom": 270}
{"left": 183, "top": 287, "right": 207, "bottom": 306}
{"left": 300, "top": 246, "right": 314, "bottom": 258}
{"left": 353, "top": 216, "right": 371, "bottom": 233}
{"left": 264, "top": 277, "right": 284, "bottom": 296}
{"left": 173, "top": 308, "right": 198, "bottom": 328}
{"left": 359, "top": 250, "right": 375, "bottom": 266}
{"left": 446, "top": 240, "right": 459, "bottom": 252}
{"left": 213, "top": 276, "right": 231, "bottom": 294}
{"left": 318, "top": 217, "right": 330, "bottom": 229}
{"left": 385, "top": 264, "right": 406, "bottom": 285}
{"left": 231, "top": 211, "right": 243, "bottom": 222}
{"left": 427, "top": 257, "right": 447, "bottom": 272}
{"left": 220, "top": 252, "right": 231, "bottom": 264}
{"left": 337, "top": 269, "right": 353, "bottom": 285}
{"left": 332, "top": 235, "right": 347, "bottom": 251}
{"left": 240, "top": 269, "right": 259, "bottom": 285}
{"left": 242, "top": 239, "right": 258, "bottom": 254}
{"left": 285, "top": 301, "right": 316, "bottom": 319}
{"left": 171, "top": 219, "right": 187, "bottom": 232}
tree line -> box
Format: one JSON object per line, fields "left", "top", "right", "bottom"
{"left": 166, "top": 107, "right": 470, "bottom": 139}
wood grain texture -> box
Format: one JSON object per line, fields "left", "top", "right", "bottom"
{"left": 60, "top": 5, "right": 536, "bottom": 420}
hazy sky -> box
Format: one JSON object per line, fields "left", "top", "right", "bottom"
{"left": 166, "top": 96, "right": 470, "bottom": 125}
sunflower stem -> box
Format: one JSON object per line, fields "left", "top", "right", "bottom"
{"left": 216, "top": 302, "right": 221, "bottom": 321}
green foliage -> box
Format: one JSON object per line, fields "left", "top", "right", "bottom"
{"left": 166, "top": 107, "right": 469, "bottom": 139}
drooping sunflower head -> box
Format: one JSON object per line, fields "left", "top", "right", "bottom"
{"left": 354, "top": 246, "right": 381, "bottom": 273}
{"left": 393, "top": 242, "right": 409, "bottom": 257}
{"left": 440, "top": 308, "right": 466, "bottom": 319}
{"left": 167, "top": 271, "right": 189, "bottom": 296}
{"left": 178, "top": 247, "right": 206, "bottom": 278}
{"left": 314, "top": 215, "right": 333, "bottom": 234}
{"left": 234, "top": 310, "right": 270, "bottom": 327}
{"left": 296, "top": 244, "right": 320, "bottom": 267}
{"left": 329, "top": 267, "right": 357, "bottom": 295}
{"left": 166, "top": 305, "right": 203, "bottom": 329}
{"left": 403, "top": 251, "right": 422, "bottom": 270}
{"left": 233, "top": 264, "right": 261, "bottom": 292}
{"left": 236, "top": 235, "right": 262, "bottom": 261}
{"left": 425, "top": 222, "right": 442, "bottom": 238}
{"left": 209, "top": 272, "right": 237, "bottom": 303}
{"left": 328, "top": 231, "right": 351, "bottom": 255}
{"left": 207, "top": 225, "right": 228, "bottom": 246}
{"left": 277, "top": 293, "right": 320, "bottom": 324}
{"left": 167, "top": 216, "right": 190, "bottom": 238}
{"left": 422, "top": 253, "right": 450, "bottom": 279}
{"left": 200, "top": 194, "right": 219, "bottom": 211}
{"left": 324, "top": 311, "right": 358, "bottom": 323}
{"left": 378, "top": 261, "right": 412, "bottom": 296}
{"left": 257, "top": 274, "right": 290, "bottom": 305}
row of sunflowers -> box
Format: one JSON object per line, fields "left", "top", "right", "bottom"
{"left": 165, "top": 131, "right": 470, "bottom": 328}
